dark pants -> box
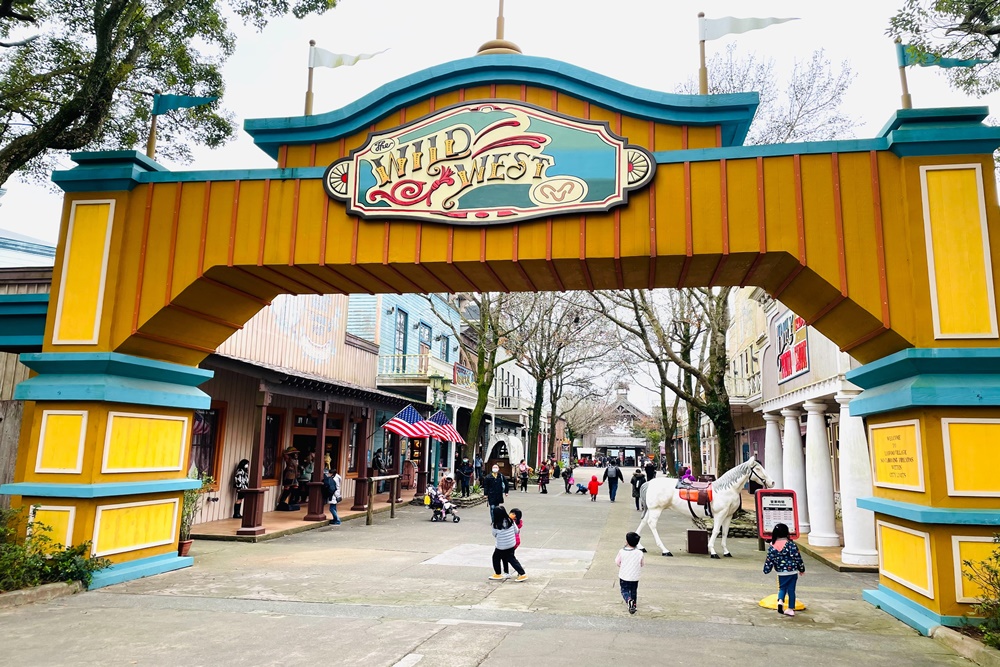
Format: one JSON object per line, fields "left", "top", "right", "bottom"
{"left": 493, "top": 547, "right": 524, "bottom": 576}
{"left": 519, "top": 476, "right": 528, "bottom": 492}
{"left": 475, "top": 468, "right": 483, "bottom": 484}
{"left": 634, "top": 493, "right": 641, "bottom": 510}
{"left": 778, "top": 573, "right": 799, "bottom": 608}
{"left": 608, "top": 480, "right": 619, "bottom": 501}
{"left": 619, "top": 578, "right": 638, "bottom": 605}
{"left": 564, "top": 478, "right": 571, "bottom": 493}
{"left": 460, "top": 477, "right": 470, "bottom": 497}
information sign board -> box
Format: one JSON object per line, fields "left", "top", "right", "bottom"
{"left": 755, "top": 489, "right": 799, "bottom": 540}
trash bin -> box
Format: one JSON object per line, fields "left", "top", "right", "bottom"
{"left": 687, "top": 529, "right": 709, "bottom": 554}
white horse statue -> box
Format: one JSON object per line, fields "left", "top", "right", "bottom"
{"left": 635, "top": 456, "right": 775, "bottom": 558}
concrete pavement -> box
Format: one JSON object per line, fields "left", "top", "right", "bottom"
{"left": 0, "top": 477, "right": 970, "bottom": 666}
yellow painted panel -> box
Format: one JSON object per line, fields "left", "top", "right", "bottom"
{"left": 105, "top": 414, "right": 186, "bottom": 471}
{"left": 654, "top": 163, "right": 687, "bottom": 256}
{"left": 799, "top": 154, "right": 840, "bottom": 292}
{"left": 293, "top": 181, "right": 329, "bottom": 266}
{"left": 261, "top": 180, "right": 296, "bottom": 266}
{"left": 285, "top": 144, "right": 314, "bottom": 168}
{"left": 871, "top": 422, "right": 923, "bottom": 490}
{"left": 169, "top": 182, "right": 209, "bottom": 302}
{"left": 688, "top": 126, "right": 717, "bottom": 149}
{"left": 946, "top": 422, "right": 1000, "bottom": 494}
{"left": 494, "top": 84, "right": 522, "bottom": 101}
{"left": 761, "top": 156, "right": 798, "bottom": 256}
{"left": 958, "top": 540, "right": 997, "bottom": 600}
{"left": 137, "top": 185, "right": 177, "bottom": 326}
{"left": 55, "top": 202, "right": 112, "bottom": 343}
{"left": 839, "top": 152, "right": 883, "bottom": 322}
{"left": 880, "top": 523, "right": 931, "bottom": 595}
{"left": 691, "top": 161, "right": 723, "bottom": 255}
{"left": 33, "top": 507, "right": 74, "bottom": 548}
{"left": 38, "top": 412, "right": 85, "bottom": 472}
{"left": 94, "top": 500, "right": 177, "bottom": 556}
{"left": 726, "top": 158, "right": 760, "bottom": 254}
{"left": 925, "top": 168, "right": 996, "bottom": 336}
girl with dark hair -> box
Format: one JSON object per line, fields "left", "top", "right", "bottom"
{"left": 762, "top": 522, "right": 806, "bottom": 616}
{"left": 488, "top": 505, "right": 527, "bottom": 582}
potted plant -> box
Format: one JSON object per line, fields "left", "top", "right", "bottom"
{"left": 178, "top": 465, "right": 214, "bottom": 557}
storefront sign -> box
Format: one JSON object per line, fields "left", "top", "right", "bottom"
{"left": 756, "top": 489, "right": 799, "bottom": 540}
{"left": 776, "top": 311, "right": 809, "bottom": 384}
{"left": 323, "top": 101, "right": 656, "bottom": 225}
{"left": 870, "top": 420, "right": 924, "bottom": 491}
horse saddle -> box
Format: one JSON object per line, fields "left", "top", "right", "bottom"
{"left": 677, "top": 486, "right": 713, "bottom": 505}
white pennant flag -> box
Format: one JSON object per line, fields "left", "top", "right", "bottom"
{"left": 309, "top": 46, "right": 387, "bottom": 69}
{"left": 699, "top": 16, "right": 798, "bottom": 41}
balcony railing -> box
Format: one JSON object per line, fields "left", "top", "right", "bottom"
{"left": 725, "top": 372, "right": 761, "bottom": 399}
{"left": 496, "top": 395, "right": 528, "bottom": 411}
{"left": 378, "top": 354, "right": 453, "bottom": 380}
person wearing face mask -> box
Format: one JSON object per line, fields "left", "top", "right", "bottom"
{"left": 483, "top": 464, "right": 509, "bottom": 524}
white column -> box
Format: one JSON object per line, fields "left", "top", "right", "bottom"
{"left": 781, "top": 408, "right": 810, "bottom": 534}
{"left": 762, "top": 413, "right": 784, "bottom": 489}
{"left": 803, "top": 400, "right": 839, "bottom": 547}
{"left": 836, "top": 391, "right": 879, "bottom": 566}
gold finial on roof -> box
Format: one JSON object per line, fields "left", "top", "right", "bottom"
{"left": 477, "top": 0, "right": 522, "bottom": 55}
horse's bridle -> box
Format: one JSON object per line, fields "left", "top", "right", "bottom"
{"left": 749, "top": 464, "right": 769, "bottom": 487}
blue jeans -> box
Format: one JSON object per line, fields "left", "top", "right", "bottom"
{"left": 488, "top": 503, "right": 501, "bottom": 524}
{"left": 778, "top": 573, "right": 798, "bottom": 608}
{"left": 608, "top": 480, "right": 619, "bottom": 501}
{"left": 619, "top": 578, "right": 638, "bottom": 605}
{"left": 329, "top": 501, "right": 341, "bottom": 524}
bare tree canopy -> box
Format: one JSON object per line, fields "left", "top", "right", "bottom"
{"left": 563, "top": 395, "right": 616, "bottom": 441}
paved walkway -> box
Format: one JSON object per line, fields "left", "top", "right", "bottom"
{"left": 0, "top": 481, "right": 969, "bottom": 666}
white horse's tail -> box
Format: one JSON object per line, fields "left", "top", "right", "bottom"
{"left": 639, "top": 482, "right": 649, "bottom": 518}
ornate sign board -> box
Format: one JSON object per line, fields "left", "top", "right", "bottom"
{"left": 323, "top": 101, "right": 656, "bottom": 225}
{"left": 756, "top": 489, "right": 799, "bottom": 540}
{"left": 776, "top": 311, "right": 809, "bottom": 384}
{"left": 870, "top": 420, "right": 924, "bottom": 492}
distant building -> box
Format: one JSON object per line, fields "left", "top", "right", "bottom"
{"left": 0, "top": 228, "right": 56, "bottom": 268}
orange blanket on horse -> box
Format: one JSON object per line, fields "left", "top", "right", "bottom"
{"left": 678, "top": 487, "right": 713, "bottom": 505}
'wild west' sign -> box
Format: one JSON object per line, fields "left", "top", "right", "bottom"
{"left": 323, "top": 101, "right": 656, "bottom": 225}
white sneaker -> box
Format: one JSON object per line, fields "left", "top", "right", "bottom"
{"left": 503, "top": 573, "right": 511, "bottom": 579}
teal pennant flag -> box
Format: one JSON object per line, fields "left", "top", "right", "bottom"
{"left": 896, "top": 42, "right": 992, "bottom": 69}
{"left": 151, "top": 93, "right": 217, "bottom": 116}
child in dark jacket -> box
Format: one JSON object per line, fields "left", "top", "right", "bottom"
{"left": 587, "top": 475, "right": 603, "bottom": 501}
{"left": 762, "top": 522, "right": 806, "bottom": 616}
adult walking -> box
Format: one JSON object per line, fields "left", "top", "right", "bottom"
{"left": 483, "top": 464, "right": 508, "bottom": 523}
{"left": 538, "top": 464, "right": 550, "bottom": 494}
{"left": 474, "top": 453, "right": 484, "bottom": 485}
{"left": 457, "top": 457, "right": 474, "bottom": 497}
{"left": 644, "top": 459, "right": 657, "bottom": 482}
{"left": 630, "top": 468, "right": 646, "bottom": 511}
{"left": 563, "top": 464, "right": 574, "bottom": 493}
{"left": 603, "top": 460, "right": 624, "bottom": 502}
{"left": 517, "top": 459, "right": 529, "bottom": 493}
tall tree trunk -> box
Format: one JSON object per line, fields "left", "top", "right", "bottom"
{"left": 527, "top": 377, "right": 544, "bottom": 465}
{"left": 659, "top": 390, "right": 678, "bottom": 474}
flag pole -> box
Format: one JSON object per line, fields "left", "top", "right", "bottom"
{"left": 305, "top": 39, "right": 316, "bottom": 116}
{"left": 146, "top": 89, "right": 161, "bottom": 160}
{"left": 497, "top": 0, "right": 505, "bottom": 40}
{"left": 698, "top": 12, "right": 708, "bottom": 95}
{"left": 895, "top": 38, "right": 913, "bottom": 109}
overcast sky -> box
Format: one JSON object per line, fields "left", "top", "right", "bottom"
{"left": 2, "top": 0, "right": 996, "bottom": 242}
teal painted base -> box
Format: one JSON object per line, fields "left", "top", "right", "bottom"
{"left": 88, "top": 552, "right": 192, "bottom": 589}
{"left": 864, "top": 585, "right": 976, "bottom": 636}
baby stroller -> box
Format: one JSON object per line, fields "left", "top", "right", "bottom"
{"left": 425, "top": 484, "right": 461, "bottom": 523}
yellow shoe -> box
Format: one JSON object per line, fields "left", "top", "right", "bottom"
{"left": 515, "top": 574, "right": 528, "bottom": 582}
{"left": 488, "top": 574, "right": 504, "bottom": 581}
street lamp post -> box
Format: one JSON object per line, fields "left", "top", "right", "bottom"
{"left": 428, "top": 373, "right": 452, "bottom": 486}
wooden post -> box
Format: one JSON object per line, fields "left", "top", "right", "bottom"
{"left": 305, "top": 400, "right": 328, "bottom": 521}
{"left": 390, "top": 477, "right": 397, "bottom": 519}
{"left": 698, "top": 13, "right": 708, "bottom": 95}
{"left": 238, "top": 388, "right": 269, "bottom": 536}
{"left": 304, "top": 40, "right": 316, "bottom": 115}
{"left": 366, "top": 478, "right": 375, "bottom": 526}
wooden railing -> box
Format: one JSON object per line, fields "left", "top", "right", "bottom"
{"left": 365, "top": 474, "right": 401, "bottom": 525}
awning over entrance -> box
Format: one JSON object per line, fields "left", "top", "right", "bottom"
{"left": 576, "top": 447, "right": 596, "bottom": 455}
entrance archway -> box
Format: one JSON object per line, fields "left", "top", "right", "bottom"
{"left": 6, "top": 54, "right": 1000, "bottom": 634}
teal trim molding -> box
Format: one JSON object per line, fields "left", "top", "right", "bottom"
{"left": 0, "top": 293, "right": 49, "bottom": 353}
{"left": 0, "top": 479, "right": 202, "bottom": 499}
{"left": 857, "top": 496, "right": 1000, "bottom": 525}
{"left": 89, "top": 553, "right": 192, "bottom": 590}
{"left": 243, "top": 55, "right": 760, "bottom": 158}
{"left": 846, "top": 348, "right": 1000, "bottom": 417}
{"left": 15, "top": 352, "right": 212, "bottom": 409}
{"left": 864, "top": 585, "right": 974, "bottom": 636}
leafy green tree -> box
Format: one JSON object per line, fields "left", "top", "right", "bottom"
{"left": 0, "top": 0, "right": 338, "bottom": 185}
{"left": 889, "top": 1, "right": 1000, "bottom": 96}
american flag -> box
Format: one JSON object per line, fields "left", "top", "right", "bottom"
{"left": 427, "top": 410, "right": 465, "bottom": 444}
{"left": 383, "top": 405, "right": 435, "bottom": 439}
